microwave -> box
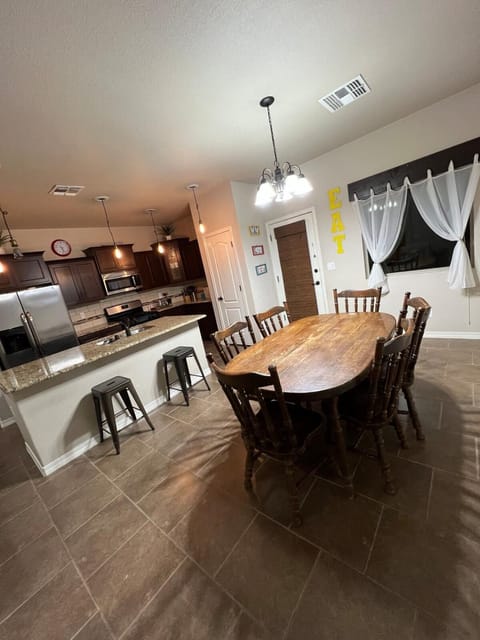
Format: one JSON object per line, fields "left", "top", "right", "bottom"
{"left": 101, "top": 271, "right": 143, "bottom": 296}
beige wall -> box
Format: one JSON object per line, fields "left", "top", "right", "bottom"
{"left": 9, "top": 214, "right": 196, "bottom": 261}
{"left": 198, "top": 82, "right": 480, "bottom": 335}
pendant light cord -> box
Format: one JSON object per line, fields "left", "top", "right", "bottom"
{"left": 100, "top": 199, "right": 118, "bottom": 247}
{"left": 149, "top": 210, "right": 160, "bottom": 243}
{"left": 191, "top": 187, "right": 203, "bottom": 224}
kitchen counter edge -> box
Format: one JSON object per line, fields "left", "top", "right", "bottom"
{"left": 0, "top": 315, "right": 206, "bottom": 394}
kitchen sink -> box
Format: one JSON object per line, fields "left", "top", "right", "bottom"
{"left": 95, "top": 335, "right": 120, "bottom": 346}
{"left": 129, "top": 325, "right": 154, "bottom": 335}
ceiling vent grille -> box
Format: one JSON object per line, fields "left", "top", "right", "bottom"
{"left": 319, "top": 75, "right": 371, "bottom": 112}
{"left": 49, "top": 185, "right": 85, "bottom": 196}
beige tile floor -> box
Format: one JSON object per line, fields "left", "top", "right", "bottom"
{"left": 0, "top": 338, "right": 479, "bottom": 639}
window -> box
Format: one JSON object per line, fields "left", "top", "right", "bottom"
{"left": 365, "top": 191, "right": 473, "bottom": 274}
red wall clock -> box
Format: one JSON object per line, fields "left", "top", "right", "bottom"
{"left": 51, "top": 239, "right": 72, "bottom": 257}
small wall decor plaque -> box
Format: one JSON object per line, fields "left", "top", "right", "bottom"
{"left": 251, "top": 244, "right": 264, "bottom": 256}
{"left": 255, "top": 263, "right": 267, "bottom": 276}
{"left": 248, "top": 225, "right": 261, "bottom": 236}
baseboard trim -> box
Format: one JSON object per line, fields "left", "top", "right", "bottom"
{"left": 425, "top": 331, "right": 480, "bottom": 340}
{"left": 23, "top": 368, "right": 212, "bottom": 477}
{"left": 0, "top": 417, "right": 16, "bottom": 429}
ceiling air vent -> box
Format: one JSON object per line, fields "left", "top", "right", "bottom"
{"left": 49, "top": 185, "right": 85, "bottom": 196}
{"left": 319, "top": 75, "right": 371, "bottom": 113}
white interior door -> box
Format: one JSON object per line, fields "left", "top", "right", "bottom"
{"left": 266, "top": 208, "right": 328, "bottom": 314}
{"left": 204, "top": 227, "right": 249, "bottom": 328}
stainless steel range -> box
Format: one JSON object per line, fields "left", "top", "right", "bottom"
{"left": 103, "top": 299, "right": 160, "bottom": 333}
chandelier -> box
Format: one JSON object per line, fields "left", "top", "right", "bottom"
{"left": 255, "top": 96, "right": 313, "bottom": 207}
{"left": 95, "top": 196, "right": 122, "bottom": 259}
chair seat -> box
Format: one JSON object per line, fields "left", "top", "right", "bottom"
{"left": 252, "top": 401, "right": 324, "bottom": 456}
{"left": 339, "top": 379, "right": 390, "bottom": 427}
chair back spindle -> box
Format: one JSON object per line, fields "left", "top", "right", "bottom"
{"left": 333, "top": 287, "right": 382, "bottom": 314}
{"left": 210, "top": 317, "right": 256, "bottom": 364}
{"left": 253, "top": 304, "right": 290, "bottom": 338}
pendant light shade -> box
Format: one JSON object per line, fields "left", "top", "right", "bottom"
{"left": 96, "top": 196, "right": 122, "bottom": 258}
{"left": 255, "top": 96, "right": 313, "bottom": 207}
{"left": 187, "top": 184, "right": 206, "bottom": 234}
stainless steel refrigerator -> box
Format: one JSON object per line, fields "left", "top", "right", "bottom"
{"left": 0, "top": 285, "right": 79, "bottom": 370}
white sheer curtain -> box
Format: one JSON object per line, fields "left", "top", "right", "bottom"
{"left": 407, "top": 155, "right": 479, "bottom": 289}
{"left": 353, "top": 183, "right": 407, "bottom": 294}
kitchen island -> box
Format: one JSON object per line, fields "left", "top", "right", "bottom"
{"left": 0, "top": 315, "right": 209, "bottom": 476}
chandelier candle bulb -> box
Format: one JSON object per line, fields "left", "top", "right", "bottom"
{"left": 255, "top": 96, "right": 313, "bottom": 206}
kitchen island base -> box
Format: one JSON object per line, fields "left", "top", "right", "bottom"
{"left": 1, "top": 316, "right": 209, "bottom": 476}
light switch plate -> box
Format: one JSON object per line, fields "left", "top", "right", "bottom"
{"left": 327, "top": 262, "right": 336, "bottom": 271}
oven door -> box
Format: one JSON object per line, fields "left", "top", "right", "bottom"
{"left": 101, "top": 272, "right": 143, "bottom": 296}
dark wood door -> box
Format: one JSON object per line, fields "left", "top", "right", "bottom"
{"left": 161, "top": 239, "right": 188, "bottom": 283}
{"left": 274, "top": 221, "right": 318, "bottom": 321}
{"left": 85, "top": 245, "right": 136, "bottom": 273}
{"left": 74, "top": 260, "right": 104, "bottom": 302}
{"left": 48, "top": 263, "right": 81, "bottom": 306}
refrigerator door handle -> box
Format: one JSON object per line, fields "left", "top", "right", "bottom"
{"left": 24, "top": 311, "right": 42, "bottom": 352}
{"left": 20, "top": 313, "right": 39, "bottom": 350}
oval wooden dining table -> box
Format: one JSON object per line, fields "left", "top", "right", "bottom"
{"left": 225, "top": 312, "right": 396, "bottom": 485}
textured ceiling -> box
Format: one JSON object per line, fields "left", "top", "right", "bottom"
{"left": 1, "top": 0, "right": 480, "bottom": 228}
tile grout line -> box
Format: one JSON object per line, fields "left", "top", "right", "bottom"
{"left": 28, "top": 477, "right": 117, "bottom": 640}
{"left": 36, "top": 455, "right": 102, "bottom": 510}
{"left": 282, "top": 549, "right": 322, "bottom": 640}
{"left": 476, "top": 438, "right": 480, "bottom": 481}
{"left": 410, "top": 608, "right": 418, "bottom": 640}
{"left": 363, "top": 504, "right": 384, "bottom": 575}
{"left": 86, "top": 453, "right": 271, "bottom": 633}
{"left": 62, "top": 492, "right": 122, "bottom": 543}
{"left": 213, "top": 512, "right": 259, "bottom": 580}
{"left": 69, "top": 611, "right": 107, "bottom": 640}
{"left": 117, "top": 557, "right": 189, "bottom": 640}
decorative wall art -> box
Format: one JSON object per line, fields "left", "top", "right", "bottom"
{"left": 248, "top": 225, "right": 261, "bottom": 236}
{"left": 328, "top": 187, "right": 346, "bottom": 254}
{"left": 251, "top": 244, "right": 264, "bottom": 256}
{"left": 255, "top": 263, "right": 267, "bottom": 275}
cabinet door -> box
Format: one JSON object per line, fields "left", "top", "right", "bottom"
{"left": 48, "top": 263, "right": 82, "bottom": 306}
{"left": 0, "top": 253, "right": 51, "bottom": 292}
{"left": 135, "top": 251, "right": 169, "bottom": 290}
{"left": 182, "top": 240, "right": 205, "bottom": 280}
{"left": 86, "top": 245, "right": 136, "bottom": 273}
{"left": 49, "top": 258, "right": 104, "bottom": 307}
{"left": 182, "top": 302, "right": 217, "bottom": 339}
{"left": 74, "top": 260, "right": 105, "bottom": 302}
{"left": 163, "top": 240, "right": 187, "bottom": 283}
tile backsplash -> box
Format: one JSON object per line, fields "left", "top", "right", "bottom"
{"left": 70, "top": 281, "right": 208, "bottom": 336}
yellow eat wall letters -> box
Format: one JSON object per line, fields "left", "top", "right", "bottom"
{"left": 328, "top": 187, "right": 345, "bottom": 254}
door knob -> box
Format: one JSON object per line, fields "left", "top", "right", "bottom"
{"left": 218, "top": 296, "right": 224, "bottom": 301}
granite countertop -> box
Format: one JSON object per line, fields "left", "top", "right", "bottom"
{"left": 0, "top": 315, "right": 205, "bottom": 394}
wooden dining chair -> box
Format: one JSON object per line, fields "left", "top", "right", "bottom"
{"left": 395, "top": 292, "right": 432, "bottom": 441}
{"left": 333, "top": 287, "right": 382, "bottom": 313}
{"left": 210, "top": 317, "right": 256, "bottom": 364}
{"left": 339, "top": 319, "right": 414, "bottom": 495}
{"left": 253, "top": 303, "right": 290, "bottom": 338}
{"left": 207, "top": 355, "right": 325, "bottom": 527}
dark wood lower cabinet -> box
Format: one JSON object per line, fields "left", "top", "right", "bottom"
{"left": 157, "top": 302, "right": 217, "bottom": 339}
{"left": 48, "top": 258, "right": 104, "bottom": 307}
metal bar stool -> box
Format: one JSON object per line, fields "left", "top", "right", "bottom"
{"left": 91, "top": 376, "right": 155, "bottom": 454}
{"left": 163, "top": 346, "right": 210, "bottom": 406}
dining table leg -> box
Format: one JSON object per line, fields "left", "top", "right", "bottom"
{"left": 326, "top": 396, "right": 353, "bottom": 491}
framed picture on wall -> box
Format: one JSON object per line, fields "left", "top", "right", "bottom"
{"left": 255, "top": 263, "right": 267, "bottom": 276}
{"left": 248, "top": 225, "right": 261, "bottom": 236}
{"left": 251, "top": 244, "right": 264, "bottom": 256}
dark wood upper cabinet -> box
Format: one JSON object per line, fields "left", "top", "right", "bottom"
{"left": 0, "top": 252, "right": 52, "bottom": 292}
{"left": 134, "top": 250, "right": 169, "bottom": 290}
{"left": 84, "top": 244, "right": 136, "bottom": 273}
{"left": 152, "top": 238, "right": 189, "bottom": 283}
{"left": 48, "top": 258, "right": 104, "bottom": 307}
{"left": 182, "top": 240, "right": 205, "bottom": 280}
{"left": 150, "top": 238, "right": 205, "bottom": 284}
